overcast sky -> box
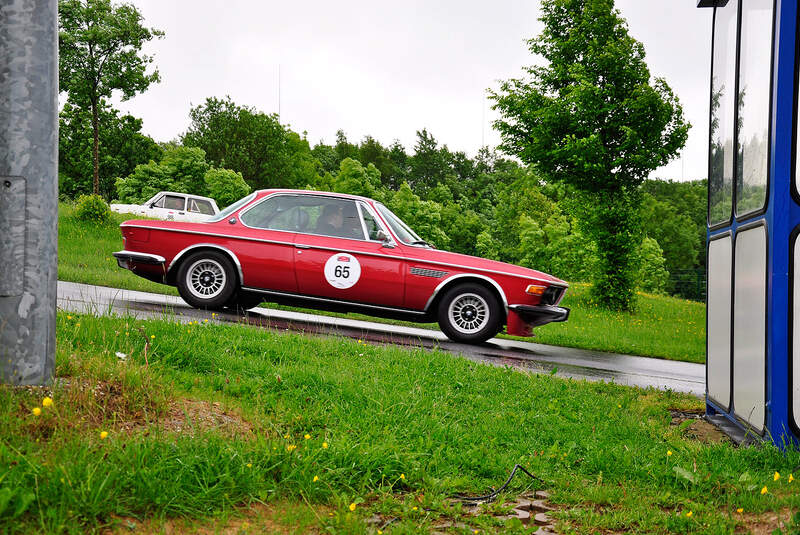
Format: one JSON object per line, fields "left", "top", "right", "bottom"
{"left": 112, "top": 1, "right": 713, "bottom": 181}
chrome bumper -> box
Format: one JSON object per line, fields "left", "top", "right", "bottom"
{"left": 112, "top": 250, "right": 165, "bottom": 269}
{"left": 508, "top": 304, "right": 570, "bottom": 327}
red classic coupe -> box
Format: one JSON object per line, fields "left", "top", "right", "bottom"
{"left": 114, "top": 189, "right": 569, "bottom": 344}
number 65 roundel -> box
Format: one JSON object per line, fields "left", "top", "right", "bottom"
{"left": 324, "top": 253, "right": 362, "bottom": 289}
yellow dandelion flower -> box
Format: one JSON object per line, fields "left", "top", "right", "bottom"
{"left": 150, "top": 335, "right": 155, "bottom": 339}
{"left": 789, "top": 474, "right": 794, "bottom": 483}
{"left": 412, "top": 506, "right": 418, "bottom": 511}
{"left": 67, "top": 315, "right": 72, "bottom": 320}
{"left": 32, "top": 407, "right": 41, "bottom": 416}
{"left": 667, "top": 450, "right": 673, "bottom": 456}
{"left": 284, "top": 434, "right": 290, "bottom": 439}
{"left": 761, "top": 486, "right": 768, "bottom": 495}
{"left": 286, "top": 444, "right": 296, "bottom": 452}
{"left": 737, "top": 508, "right": 743, "bottom": 513}
{"left": 322, "top": 442, "right": 328, "bottom": 449}
{"left": 313, "top": 476, "right": 319, "bottom": 482}
{"left": 349, "top": 502, "right": 356, "bottom": 512}
{"left": 100, "top": 431, "right": 108, "bottom": 440}
{"left": 685, "top": 511, "right": 692, "bottom": 518}
{"left": 400, "top": 473, "right": 405, "bottom": 480}
{"left": 304, "top": 434, "right": 311, "bottom": 440}
{"left": 75, "top": 323, "right": 80, "bottom": 327}
{"left": 42, "top": 397, "right": 53, "bottom": 408}
{"left": 246, "top": 463, "right": 252, "bottom": 468}
{"left": 378, "top": 531, "right": 383, "bottom": 535}
{"left": 774, "top": 472, "right": 780, "bottom": 481}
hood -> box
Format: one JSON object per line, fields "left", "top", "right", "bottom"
{"left": 405, "top": 247, "right": 567, "bottom": 286}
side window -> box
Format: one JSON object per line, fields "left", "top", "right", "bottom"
{"left": 270, "top": 206, "right": 314, "bottom": 232}
{"left": 309, "top": 198, "right": 365, "bottom": 240}
{"left": 241, "top": 195, "right": 298, "bottom": 229}
{"left": 164, "top": 195, "right": 186, "bottom": 210}
{"left": 359, "top": 203, "right": 383, "bottom": 241}
{"left": 151, "top": 195, "right": 165, "bottom": 208}
{"left": 190, "top": 198, "right": 215, "bottom": 215}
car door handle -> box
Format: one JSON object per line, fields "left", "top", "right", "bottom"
{"left": 295, "top": 244, "right": 311, "bottom": 249}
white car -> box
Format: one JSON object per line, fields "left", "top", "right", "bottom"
{"left": 111, "top": 192, "right": 220, "bottom": 223}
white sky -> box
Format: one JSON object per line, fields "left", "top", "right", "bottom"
{"left": 113, "top": 1, "right": 713, "bottom": 181}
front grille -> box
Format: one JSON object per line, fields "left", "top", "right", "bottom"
{"left": 410, "top": 267, "right": 448, "bottom": 278}
{"left": 541, "top": 285, "right": 565, "bottom": 305}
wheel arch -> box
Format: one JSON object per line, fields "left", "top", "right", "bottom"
{"left": 167, "top": 244, "right": 244, "bottom": 286}
{"left": 424, "top": 274, "right": 508, "bottom": 318}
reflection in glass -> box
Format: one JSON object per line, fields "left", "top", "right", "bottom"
{"left": 709, "top": 3, "right": 737, "bottom": 225}
{"left": 736, "top": 0, "right": 773, "bottom": 215}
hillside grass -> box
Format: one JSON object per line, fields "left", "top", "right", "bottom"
{"left": 0, "top": 313, "right": 796, "bottom": 534}
{"left": 58, "top": 203, "right": 705, "bottom": 363}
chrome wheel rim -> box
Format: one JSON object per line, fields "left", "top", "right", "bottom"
{"left": 448, "top": 293, "right": 489, "bottom": 334}
{"left": 186, "top": 259, "right": 226, "bottom": 299}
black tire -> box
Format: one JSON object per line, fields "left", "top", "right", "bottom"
{"left": 176, "top": 250, "right": 237, "bottom": 310}
{"left": 437, "top": 283, "right": 503, "bottom": 344}
{"left": 225, "top": 291, "right": 264, "bottom": 312}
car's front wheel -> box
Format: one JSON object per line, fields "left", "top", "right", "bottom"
{"left": 225, "top": 291, "right": 264, "bottom": 312}
{"left": 176, "top": 251, "right": 237, "bottom": 310}
{"left": 437, "top": 283, "right": 503, "bottom": 344}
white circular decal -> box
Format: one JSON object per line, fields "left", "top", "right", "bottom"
{"left": 324, "top": 253, "right": 361, "bottom": 289}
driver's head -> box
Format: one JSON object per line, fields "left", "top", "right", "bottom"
{"left": 321, "top": 203, "right": 343, "bottom": 227}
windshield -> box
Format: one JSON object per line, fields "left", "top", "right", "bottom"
{"left": 374, "top": 203, "right": 424, "bottom": 245}
{"left": 207, "top": 192, "right": 257, "bottom": 222}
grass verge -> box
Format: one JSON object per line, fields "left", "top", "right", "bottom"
{"left": 58, "top": 203, "right": 705, "bottom": 363}
{"left": 0, "top": 313, "right": 795, "bottom": 533}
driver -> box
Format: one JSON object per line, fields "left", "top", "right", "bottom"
{"left": 316, "top": 203, "right": 362, "bottom": 239}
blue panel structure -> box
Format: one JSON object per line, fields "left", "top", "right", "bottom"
{"left": 700, "top": 0, "right": 799, "bottom": 448}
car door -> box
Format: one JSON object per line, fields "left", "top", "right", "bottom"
{"left": 235, "top": 194, "right": 300, "bottom": 292}
{"left": 150, "top": 193, "right": 187, "bottom": 221}
{"left": 292, "top": 196, "right": 407, "bottom": 308}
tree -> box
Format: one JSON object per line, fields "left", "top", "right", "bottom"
{"left": 59, "top": 97, "right": 161, "bottom": 199}
{"left": 491, "top": 0, "right": 688, "bottom": 310}
{"left": 182, "top": 96, "right": 318, "bottom": 190}
{"left": 115, "top": 147, "right": 208, "bottom": 204}
{"left": 59, "top": 0, "right": 163, "bottom": 195}
{"left": 204, "top": 168, "right": 251, "bottom": 208}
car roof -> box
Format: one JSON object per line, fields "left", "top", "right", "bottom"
{"left": 253, "top": 189, "right": 377, "bottom": 204}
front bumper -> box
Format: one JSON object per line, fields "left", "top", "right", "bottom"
{"left": 506, "top": 304, "right": 570, "bottom": 337}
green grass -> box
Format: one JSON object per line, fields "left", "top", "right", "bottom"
{"left": 0, "top": 313, "right": 795, "bottom": 534}
{"left": 58, "top": 202, "right": 706, "bottom": 363}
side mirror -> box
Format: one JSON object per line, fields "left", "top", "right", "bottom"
{"left": 376, "top": 230, "right": 395, "bottom": 248}
{"left": 228, "top": 217, "right": 237, "bottom": 225}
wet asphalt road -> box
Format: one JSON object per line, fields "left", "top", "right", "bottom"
{"left": 57, "top": 281, "right": 705, "bottom": 396}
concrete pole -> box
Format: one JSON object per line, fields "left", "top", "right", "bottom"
{"left": 0, "top": 0, "right": 58, "bottom": 384}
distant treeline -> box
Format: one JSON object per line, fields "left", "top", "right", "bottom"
{"left": 58, "top": 96, "right": 706, "bottom": 299}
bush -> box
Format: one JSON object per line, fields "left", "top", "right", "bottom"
{"left": 75, "top": 194, "right": 111, "bottom": 224}
{"left": 204, "top": 168, "right": 250, "bottom": 208}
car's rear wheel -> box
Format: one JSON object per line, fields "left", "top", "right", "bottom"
{"left": 437, "top": 283, "right": 502, "bottom": 344}
{"left": 176, "top": 251, "right": 237, "bottom": 309}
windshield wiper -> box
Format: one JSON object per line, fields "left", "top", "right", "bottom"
{"left": 411, "top": 240, "right": 432, "bottom": 247}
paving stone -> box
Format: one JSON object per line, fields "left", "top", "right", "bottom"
{"left": 534, "top": 512, "right": 551, "bottom": 525}
{"left": 535, "top": 490, "right": 551, "bottom": 499}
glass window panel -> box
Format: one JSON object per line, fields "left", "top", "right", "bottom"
{"left": 164, "top": 195, "right": 185, "bottom": 210}
{"left": 709, "top": 2, "right": 737, "bottom": 225}
{"left": 240, "top": 195, "right": 296, "bottom": 229}
{"left": 190, "top": 199, "right": 215, "bottom": 215}
{"left": 736, "top": 0, "right": 773, "bottom": 216}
